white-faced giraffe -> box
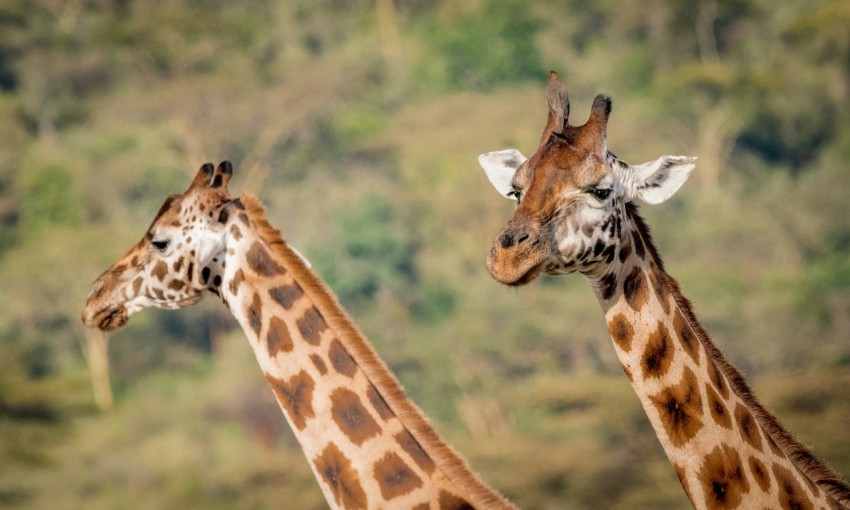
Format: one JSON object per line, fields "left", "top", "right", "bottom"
{"left": 478, "top": 71, "right": 850, "bottom": 510}
{"left": 82, "top": 162, "right": 515, "bottom": 510}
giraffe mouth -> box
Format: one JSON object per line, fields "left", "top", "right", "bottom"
{"left": 506, "top": 261, "right": 546, "bottom": 286}
{"left": 487, "top": 249, "right": 547, "bottom": 286}
{"left": 84, "top": 305, "right": 129, "bottom": 331}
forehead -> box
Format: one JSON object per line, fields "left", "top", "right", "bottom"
{"left": 146, "top": 188, "right": 220, "bottom": 234}
{"left": 518, "top": 136, "right": 610, "bottom": 191}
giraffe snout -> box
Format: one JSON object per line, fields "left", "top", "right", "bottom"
{"left": 82, "top": 274, "right": 130, "bottom": 331}
{"left": 498, "top": 227, "right": 534, "bottom": 249}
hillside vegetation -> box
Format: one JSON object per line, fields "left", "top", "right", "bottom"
{"left": 1, "top": 1, "right": 848, "bottom": 508}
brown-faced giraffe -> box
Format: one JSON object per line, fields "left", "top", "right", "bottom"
{"left": 478, "top": 72, "right": 850, "bottom": 510}
{"left": 82, "top": 162, "right": 515, "bottom": 510}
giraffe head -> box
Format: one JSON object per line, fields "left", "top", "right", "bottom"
{"left": 82, "top": 161, "right": 236, "bottom": 331}
{"left": 479, "top": 71, "right": 697, "bottom": 285}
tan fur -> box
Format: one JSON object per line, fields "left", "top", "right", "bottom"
{"left": 627, "top": 203, "right": 850, "bottom": 507}
{"left": 240, "top": 194, "right": 516, "bottom": 510}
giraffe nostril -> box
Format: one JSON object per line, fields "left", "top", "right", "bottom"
{"left": 499, "top": 232, "right": 515, "bottom": 249}
{"left": 499, "top": 230, "right": 533, "bottom": 249}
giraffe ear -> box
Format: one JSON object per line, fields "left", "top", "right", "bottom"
{"left": 196, "top": 232, "right": 226, "bottom": 268}
{"left": 196, "top": 226, "right": 227, "bottom": 269}
{"left": 478, "top": 149, "right": 527, "bottom": 200}
{"left": 616, "top": 155, "right": 697, "bottom": 205}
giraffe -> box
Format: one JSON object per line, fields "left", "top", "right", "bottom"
{"left": 82, "top": 161, "right": 515, "bottom": 510}
{"left": 478, "top": 71, "right": 850, "bottom": 510}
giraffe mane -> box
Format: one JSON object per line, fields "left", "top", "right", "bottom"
{"left": 626, "top": 203, "right": 850, "bottom": 505}
{"left": 237, "top": 194, "right": 513, "bottom": 509}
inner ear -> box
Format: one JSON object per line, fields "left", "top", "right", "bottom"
{"left": 615, "top": 155, "right": 697, "bottom": 205}
{"left": 478, "top": 149, "right": 527, "bottom": 199}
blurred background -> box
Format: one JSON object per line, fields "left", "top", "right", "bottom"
{"left": 1, "top": 0, "right": 848, "bottom": 508}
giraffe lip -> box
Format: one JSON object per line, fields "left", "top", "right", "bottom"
{"left": 85, "top": 305, "right": 129, "bottom": 331}
{"left": 487, "top": 253, "right": 546, "bottom": 287}
{"left": 504, "top": 261, "right": 545, "bottom": 286}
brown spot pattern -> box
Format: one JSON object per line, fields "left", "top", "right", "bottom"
{"left": 649, "top": 366, "right": 703, "bottom": 447}
{"left": 648, "top": 265, "right": 669, "bottom": 314}
{"left": 623, "top": 266, "right": 649, "bottom": 312}
{"left": 132, "top": 277, "right": 143, "bottom": 295}
{"left": 367, "top": 383, "right": 395, "bottom": 420}
{"left": 618, "top": 241, "right": 632, "bottom": 264}
{"left": 310, "top": 354, "right": 328, "bottom": 375}
{"left": 438, "top": 490, "right": 474, "bottom": 510}
{"left": 632, "top": 230, "right": 645, "bottom": 259}
{"left": 673, "top": 309, "right": 700, "bottom": 363}
{"left": 267, "top": 371, "right": 316, "bottom": 431}
{"left": 246, "top": 241, "right": 284, "bottom": 277}
{"left": 708, "top": 360, "right": 730, "bottom": 399}
{"left": 412, "top": 504, "right": 430, "bottom": 510}
{"left": 598, "top": 272, "right": 618, "bottom": 301}
{"left": 641, "top": 321, "right": 674, "bottom": 379}
{"left": 699, "top": 444, "right": 751, "bottom": 509}
{"left": 373, "top": 452, "right": 423, "bottom": 501}
{"left": 329, "top": 339, "right": 357, "bottom": 377}
{"left": 228, "top": 269, "right": 244, "bottom": 296}
{"left": 608, "top": 313, "right": 634, "bottom": 352}
{"left": 152, "top": 260, "right": 169, "bottom": 281}
{"left": 773, "top": 464, "right": 814, "bottom": 510}
{"left": 229, "top": 224, "right": 242, "bottom": 241}
{"left": 331, "top": 388, "right": 381, "bottom": 446}
{"left": 266, "top": 316, "right": 293, "bottom": 356}
{"left": 395, "top": 430, "right": 435, "bottom": 474}
{"left": 734, "top": 403, "right": 764, "bottom": 452}
{"left": 298, "top": 306, "right": 327, "bottom": 345}
{"left": 168, "top": 279, "right": 185, "bottom": 291}
{"left": 705, "top": 383, "right": 733, "bottom": 429}
{"left": 767, "top": 434, "right": 784, "bottom": 457}
{"left": 269, "top": 282, "right": 304, "bottom": 310}
{"left": 749, "top": 456, "right": 771, "bottom": 493}
{"left": 247, "top": 292, "right": 262, "bottom": 336}
{"left": 314, "top": 442, "right": 368, "bottom": 510}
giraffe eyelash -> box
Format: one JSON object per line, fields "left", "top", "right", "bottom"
{"left": 150, "top": 237, "right": 170, "bottom": 252}
{"left": 589, "top": 187, "right": 612, "bottom": 201}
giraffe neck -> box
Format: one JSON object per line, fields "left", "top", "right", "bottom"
{"left": 589, "top": 205, "right": 849, "bottom": 510}
{"left": 218, "top": 195, "right": 514, "bottom": 510}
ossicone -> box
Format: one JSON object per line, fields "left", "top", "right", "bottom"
{"left": 189, "top": 160, "right": 233, "bottom": 191}
{"left": 545, "top": 70, "right": 570, "bottom": 135}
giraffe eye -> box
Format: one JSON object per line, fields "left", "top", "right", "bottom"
{"left": 590, "top": 187, "right": 612, "bottom": 201}
{"left": 507, "top": 189, "right": 522, "bottom": 203}
{"left": 151, "top": 238, "right": 170, "bottom": 252}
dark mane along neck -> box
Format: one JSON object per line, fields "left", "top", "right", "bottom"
{"left": 236, "top": 194, "right": 516, "bottom": 510}
{"left": 625, "top": 203, "right": 850, "bottom": 505}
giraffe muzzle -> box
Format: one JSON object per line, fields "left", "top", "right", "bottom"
{"left": 82, "top": 303, "right": 129, "bottom": 331}
{"left": 486, "top": 229, "right": 549, "bottom": 286}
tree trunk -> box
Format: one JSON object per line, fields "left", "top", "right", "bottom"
{"left": 84, "top": 328, "right": 114, "bottom": 411}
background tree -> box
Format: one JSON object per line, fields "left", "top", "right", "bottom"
{"left": 0, "top": 1, "right": 847, "bottom": 508}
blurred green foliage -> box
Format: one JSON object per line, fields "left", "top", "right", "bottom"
{"left": 0, "top": 0, "right": 848, "bottom": 508}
